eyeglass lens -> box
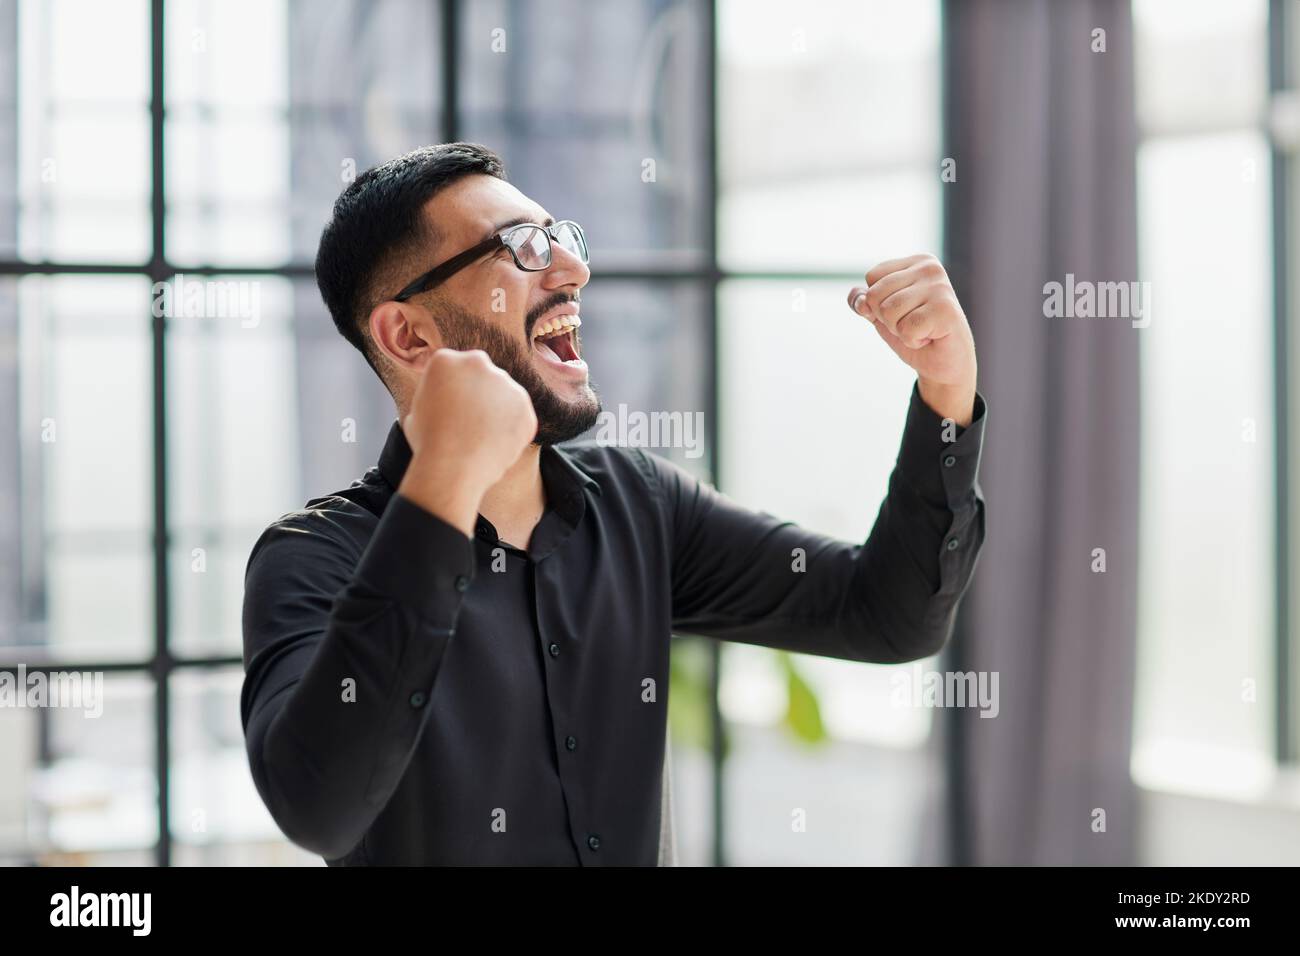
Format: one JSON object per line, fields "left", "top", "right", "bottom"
{"left": 507, "top": 223, "right": 586, "bottom": 269}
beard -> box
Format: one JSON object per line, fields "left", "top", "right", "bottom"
{"left": 430, "top": 297, "right": 602, "bottom": 446}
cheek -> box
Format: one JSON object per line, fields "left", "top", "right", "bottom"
{"left": 487, "top": 272, "right": 532, "bottom": 322}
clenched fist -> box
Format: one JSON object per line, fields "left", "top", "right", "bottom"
{"left": 398, "top": 348, "right": 538, "bottom": 536}
{"left": 847, "top": 254, "right": 978, "bottom": 426}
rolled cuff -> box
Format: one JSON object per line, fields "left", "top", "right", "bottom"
{"left": 894, "top": 380, "right": 988, "bottom": 510}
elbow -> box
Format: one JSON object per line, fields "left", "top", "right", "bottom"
{"left": 247, "top": 729, "right": 367, "bottom": 861}
{"left": 272, "top": 802, "right": 365, "bottom": 862}
{"left": 882, "top": 529, "right": 982, "bottom": 662}
{"left": 863, "top": 599, "right": 959, "bottom": 664}
{"left": 891, "top": 614, "right": 956, "bottom": 662}
{"left": 260, "top": 775, "right": 365, "bottom": 860}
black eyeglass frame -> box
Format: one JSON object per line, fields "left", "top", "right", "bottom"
{"left": 390, "top": 219, "right": 588, "bottom": 302}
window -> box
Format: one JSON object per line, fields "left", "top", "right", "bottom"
{"left": 0, "top": 0, "right": 965, "bottom": 866}
{"left": 0, "top": 0, "right": 718, "bottom": 866}
{"left": 1131, "top": 0, "right": 1294, "bottom": 795}
{"left": 715, "top": 0, "right": 944, "bottom": 864}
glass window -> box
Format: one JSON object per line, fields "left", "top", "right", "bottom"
{"left": 1131, "top": 0, "right": 1276, "bottom": 793}
{"left": 718, "top": 0, "right": 940, "bottom": 272}
{"left": 459, "top": 0, "right": 710, "bottom": 270}
{"left": 1, "top": 275, "right": 153, "bottom": 662}
{"left": 12, "top": 0, "right": 150, "bottom": 263}
{"left": 170, "top": 667, "right": 321, "bottom": 865}
{"left": 570, "top": 278, "right": 712, "bottom": 477}
{"left": 716, "top": 0, "right": 943, "bottom": 864}
{"left": 0, "top": 674, "right": 157, "bottom": 864}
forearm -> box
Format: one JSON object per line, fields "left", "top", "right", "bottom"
{"left": 659, "top": 383, "right": 988, "bottom": 663}
{"left": 840, "top": 455, "right": 985, "bottom": 660}
{"left": 841, "top": 381, "right": 987, "bottom": 657}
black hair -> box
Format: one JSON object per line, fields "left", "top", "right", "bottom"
{"left": 313, "top": 142, "right": 508, "bottom": 386}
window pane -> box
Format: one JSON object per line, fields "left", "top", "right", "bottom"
{"left": 166, "top": 275, "right": 298, "bottom": 659}
{"left": 167, "top": 276, "right": 391, "bottom": 656}
{"left": 8, "top": 0, "right": 150, "bottom": 262}
{"left": 718, "top": 0, "right": 940, "bottom": 271}
{"left": 165, "top": 0, "right": 289, "bottom": 111}
{"left": 1133, "top": 131, "right": 1275, "bottom": 792}
{"left": 165, "top": 0, "right": 445, "bottom": 268}
{"left": 164, "top": 0, "right": 290, "bottom": 267}
{"left": 0, "top": 8, "right": 13, "bottom": 257}
{"left": 0, "top": 673, "right": 157, "bottom": 864}
{"left": 284, "top": 0, "right": 444, "bottom": 266}
{"left": 1133, "top": 0, "right": 1269, "bottom": 136}
{"left": 165, "top": 116, "right": 292, "bottom": 266}
{"left": 459, "top": 0, "right": 709, "bottom": 269}
{"left": 170, "top": 667, "right": 321, "bottom": 864}
{"left": 722, "top": 724, "right": 939, "bottom": 864}
{"left": 718, "top": 278, "right": 931, "bottom": 749}
{"left": 569, "top": 278, "right": 711, "bottom": 478}
{"left": 1, "top": 275, "right": 153, "bottom": 662}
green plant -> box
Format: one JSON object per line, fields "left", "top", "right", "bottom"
{"left": 667, "top": 639, "right": 829, "bottom": 758}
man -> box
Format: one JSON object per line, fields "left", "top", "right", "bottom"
{"left": 240, "top": 142, "right": 988, "bottom": 866}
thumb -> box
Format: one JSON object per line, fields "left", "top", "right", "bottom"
{"left": 847, "top": 286, "right": 875, "bottom": 323}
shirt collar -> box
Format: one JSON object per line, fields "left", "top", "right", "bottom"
{"left": 376, "top": 418, "right": 602, "bottom": 501}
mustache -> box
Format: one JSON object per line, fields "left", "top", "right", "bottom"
{"left": 525, "top": 291, "right": 580, "bottom": 338}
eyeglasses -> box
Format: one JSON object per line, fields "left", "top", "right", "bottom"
{"left": 391, "top": 219, "right": 588, "bottom": 302}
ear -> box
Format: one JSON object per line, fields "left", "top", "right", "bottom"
{"left": 368, "top": 300, "right": 439, "bottom": 368}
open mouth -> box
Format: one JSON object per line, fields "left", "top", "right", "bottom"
{"left": 531, "top": 315, "right": 583, "bottom": 366}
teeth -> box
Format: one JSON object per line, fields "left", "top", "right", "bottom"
{"left": 533, "top": 314, "right": 581, "bottom": 339}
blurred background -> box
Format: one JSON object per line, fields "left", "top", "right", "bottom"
{"left": 0, "top": 0, "right": 1297, "bottom": 866}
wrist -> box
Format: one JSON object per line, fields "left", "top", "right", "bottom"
{"left": 917, "top": 377, "right": 976, "bottom": 428}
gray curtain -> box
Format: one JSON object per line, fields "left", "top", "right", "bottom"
{"left": 929, "top": 0, "right": 1142, "bottom": 865}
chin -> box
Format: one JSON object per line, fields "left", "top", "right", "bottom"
{"left": 557, "top": 380, "right": 598, "bottom": 405}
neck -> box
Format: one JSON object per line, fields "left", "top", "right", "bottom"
{"left": 478, "top": 443, "right": 546, "bottom": 538}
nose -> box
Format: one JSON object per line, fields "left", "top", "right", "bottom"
{"left": 541, "top": 239, "right": 590, "bottom": 292}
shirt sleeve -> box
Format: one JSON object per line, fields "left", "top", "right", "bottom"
{"left": 239, "top": 492, "right": 475, "bottom": 860}
{"left": 645, "top": 380, "right": 988, "bottom": 663}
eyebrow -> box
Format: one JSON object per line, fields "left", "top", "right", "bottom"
{"left": 483, "top": 214, "right": 555, "bottom": 242}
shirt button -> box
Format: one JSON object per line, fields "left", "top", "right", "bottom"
{"left": 454, "top": 575, "right": 469, "bottom": 592}
{"left": 587, "top": 834, "right": 600, "bottom": 851}
{"left": 548, "top": 642, "right": 560, "bottom": 658}
{"left": 943, "top": 454, "right": 957, "bottom": 467}
{"left": 409, "top": 691, "right": 427, "bottom": 708}
{"left": 565, "top": 735, "right": 577, "bottom": 751}
{"left": 946, "top": 537, "right": 960, "bottom": 551}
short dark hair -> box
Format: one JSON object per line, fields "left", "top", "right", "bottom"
{"left": 314, "top": 142, "right": 508, "bottom": 386}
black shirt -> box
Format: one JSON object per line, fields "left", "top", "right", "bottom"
{"left": 240, "top": 380, "right": 988, "bottom": 865}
